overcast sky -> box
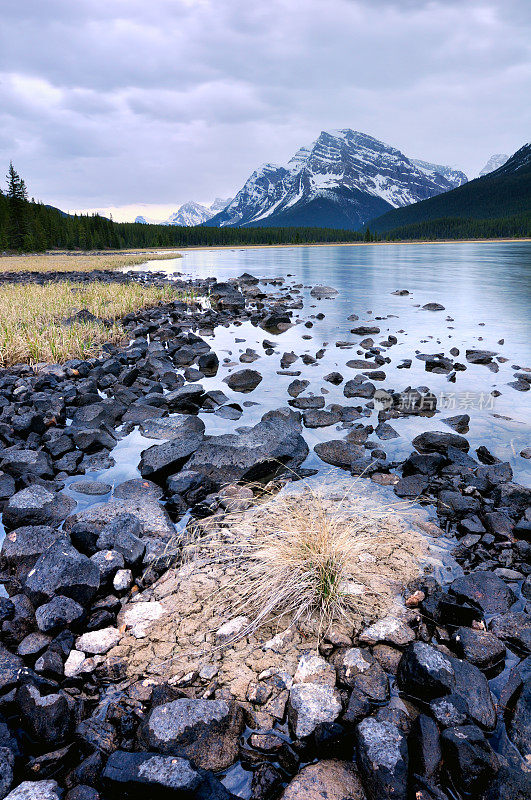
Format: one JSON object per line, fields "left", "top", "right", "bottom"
{"left": 1, "top": 0, "right": 529, "bottom": 222}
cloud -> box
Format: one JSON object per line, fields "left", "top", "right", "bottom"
{"left": 0, "top": 0, "right": 529, "bottom": 218}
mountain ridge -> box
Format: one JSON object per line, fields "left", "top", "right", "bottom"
{"left": 206, "top": 129, "right": 468, "bottom": 230}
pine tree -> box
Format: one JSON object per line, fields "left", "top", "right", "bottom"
{"left": 6, "top": 162, "right": 29, "bottom": 250}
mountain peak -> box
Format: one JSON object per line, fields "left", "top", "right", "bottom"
{"left": 479, "top": 153, "right": 509, "bottom": 176}
{"left": 207, "top": 129, "right": 469, "bottom": 230}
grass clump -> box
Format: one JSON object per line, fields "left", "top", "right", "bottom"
{"left": 0, "top": 250, "right": 181, "bottom": 274}
{"left": 0, "top": 280, "right": 188, "bottom": 366}
{"left": 186, "top": 478, "right": 425, "bottom": 642}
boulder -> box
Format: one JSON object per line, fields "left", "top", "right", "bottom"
{"left": 3, "top": 781, "right": 62, "bottom": 800}
{"left": 186, "top": 408, "right": 308, "bottom": 485}
{"left": 408, "top": 714, "right": 441, "bottom": 780}
{"left": 143, "top": 698, "right": 244, "bottom": 771}
{"left": 139, "top": 418, "right": 205, "bottom": 481}
{"left": 489, "top": 612, "right": 531, "bottom": 655}
{"left": 3, "top": 487, "right": 76, "bottom": 531}
{"left": 17, "top": 684, "right": 71, "bottom": 746}
{"left": 0, "top": 526, "right": 61, "bottom": 581}
{"left": 96, "top": 514, "right": 145, "bottom": 567}
{"left": 355, "top": 718, "right": 408, "bottom": 800}
{"left": 396, "top": 642, "right": 496, "bottom": 730}
{"left": 313, "top": 440, "right": 365, "bottom": 469}
{"left": 412, "top": 431, "right": 469, "bottom": 453}
{"left": 0, "top": 450, "right": 53, "bottom": 479}
{"left": 102, "top": 751, "right": 204, "bottom": 797}
{"left": 450, "top": 571, "right": 516, "bottom": 615}
{"left": 344, "top": 381, "right": 375, "bottom": 399}
{"left": 280, "top": 760, "right": 366, "bottom": 799}
{"left": 24, "top": 539, "right": 100, "bottom": 606}
{"left": 64, "top": 499, "right": 175, "bottom": 541}
{"left": 287, "top": 683, "right": 342, "bottom": 738}
{"left": 440, "top": 724, "right": 499, "bottom": 795}
{"left": 452, "top": 627, "right": 506, "bottom": 670}
{"left": 310, "top": 285, "right": 339, "bottom": 299}
{"left": 223, "top": 369, "right": 262, "bottom": 393}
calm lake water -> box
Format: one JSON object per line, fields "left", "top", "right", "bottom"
{"left": 132, "top": 241, "right": 531, "bottom": 485}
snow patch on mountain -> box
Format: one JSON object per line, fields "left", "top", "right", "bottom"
{"left": 479, "top": 154, "right": 509, "bottom": 176}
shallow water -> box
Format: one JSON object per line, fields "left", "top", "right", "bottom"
{"left": 133, "top": 241, "right": 531, "bottom": 484}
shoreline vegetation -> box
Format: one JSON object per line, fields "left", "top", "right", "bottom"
{"left": 0, "top": 280, "right": 189, "bottom": 366}
{"left": 0, "top": 251, "right": 181, "bottom": 273}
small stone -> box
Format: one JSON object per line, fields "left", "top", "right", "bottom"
{"left": 359, "top": 615, "right": 415, "bottom": 647}
{"left": 113, "top": 569, "right": 133, "bottom": 592}
{"left": 75, "top": 627, "right": 121, "bottom": 655}
{"left": 293, "top": 653, "right": 336, "bottom": 687}
{"left": 288, "top": 683, "right": 342, "bottom": 738}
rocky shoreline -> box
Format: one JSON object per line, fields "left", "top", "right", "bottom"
{"left": 0, "top": 268, "right": 529, "bottom": 799}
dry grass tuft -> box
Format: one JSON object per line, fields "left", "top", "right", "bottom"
{"left": 0, "top": 250, "right": 181, "bottom": 274}
{"left": 185, "top": 478, "right": 426, "bottom": 642}
{"left": 0, "top": 280, "right": 189, "bottom": 366}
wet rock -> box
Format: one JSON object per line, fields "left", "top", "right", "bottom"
{"left": 69, "top": 481, "right": 111, "bottom": 496}
{"left": 422, "top": 303, "right": 445, "bottom": 311}
{"left": 102, "top": 751, "right": 204, "bottom": 796}
{"left": 302, "top": 409, "right": 341, "bottom": 428}
{"left": 440, "top": 724, "right": 499, "bottom": 795}
{"left": 17, "top": 684, "right": 71, "bottom": 746}
{"left": 310, "top": 285, "right": 339, "bottom": 299}
{"left": 287, "top": 379, "right": 309, "bottom": 398}
{"left": 452, "top": 627, "right": 506, "bottom": 670}
{"left": 397, "top": 642, "right": 496, "bottom": 730}
{"left": 351, "top": 326, "right": 380, "bottom": 335}
{"left": 24, "top": 539, "right": 101, "bottom": 606}
{"left": 489, "top": 612, "right": 531, "bottom": 655}
{"left": 3, "top": 781, "right": 62, "bottom": 800}
{"left": 139, "top": 418, "right": 205, "bottom": 481}
{"left": 0, "top": 525, "right": 61, "bottom": 582}
{"left": 186, "top": 408, "right": 308, "bottom": 484}
{"left": 324, "top": 372, "right": 344, "bottom": 385}
{"left": 289, "top": 395, "right": 325, "bottom": 410}
{"left": 375, "top": 422, "right": 399, "bottom": 440}
{"left": 412, "top": 431, "right": 469, "bottom": 453}
{"left": 442, "top": 414, "right": 470, "bottom": 433}
{"left": 394, "top": 474, "right": 429, "bottom": 498}
{"left": 288, "top": 683, "right": 342, "bottom": 738}
{"left": 449, "top": 571, "right": 516, "bottom": 614}
{"left": 355, "top": 717, "right": 408, "bottom": 800}
{"left": 437, "top": 490, "right": 480, "bottom": 518}
{"left": 280, "top": 760, "right": 366, "bottom": 799}
{"left": 508, "top": 677, "right": 531, "bottom": 760}
{"left": 197, "top": 351, "right": 219, "bottom": 376}
{"left": 313, "top": 440, "right": 365, "bottom": 469}
{"left": 344, "top": 381, "right": 375, "bottom": 399}
{"left": 408, "top": 714, "right": 441, "bottom": 780}
{"left": 223, "top": 369, "right": 262, "bottom": 393}
{"left": 402, "top": 453, "right": 444, "bottom": 477}
{"left": 3, "top": 487, "right": 76, "bottom": 531}
{"left": 466, "top": 349, "right": 497, "bottom": 364}
{"left": 143, "top": 698, "right": 244, "bottom": 771}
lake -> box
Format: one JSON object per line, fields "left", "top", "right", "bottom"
{"left": 131, "top": 241, "right": 531, "bottom": 485}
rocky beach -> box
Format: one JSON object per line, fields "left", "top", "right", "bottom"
{"left": 0, "top": 251, "right": 529, "bottom": 800}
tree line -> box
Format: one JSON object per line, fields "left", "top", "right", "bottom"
{"left": 1, "top": 163, "right": 528, "bottom": 252}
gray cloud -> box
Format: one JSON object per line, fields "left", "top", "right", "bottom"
{"left": 0, "top": 0, "right": 529, "bottom": 217}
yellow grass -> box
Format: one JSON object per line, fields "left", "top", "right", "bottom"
{"left": 0, "top": 251, "right": 181, "bottom": 274}
{"left": 185, "top": 478, "right": 425, "bottom": 642}
{"left": 0, "top": 281, "right": 189, "bottom": 366}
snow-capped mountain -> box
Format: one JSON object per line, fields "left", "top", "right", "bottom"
{"left": 479, "top": 154, "right": 509, "bottom": 176}
{"left": 166, "top": 201, "right": 215, "bottom": 226}
{"left": 207, "top": 130, "right": 469, "bottom": 230}
{"left": 135, "top": 215, "right": 148, "bottom": 224}
{"left": 210, "top": 196, "right": 233, "bottom": 212}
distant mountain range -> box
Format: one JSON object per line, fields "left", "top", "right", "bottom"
{"left": 370, "top": 143, "right": 531, "bottom": 235}
{"left": 135, "top": 197, "right": 232, "bottom": 226}
{"left": 205, "top": 130, "right": 468, "bottom": 230}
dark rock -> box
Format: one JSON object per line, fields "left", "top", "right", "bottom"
{"left": 0, "top": 525, "right": 61, "bottom": 581}
{"left": 422, "top": 303, "right": 445, "bottom": 311}
{"left": 24, "top": 539, "right": 101, "bottom": 606}
{"left": 355, "top": 717, "right": 408, "bottom": 800}
{"left": 508, "top": 676, "right": 531, "bottom": 759}
{"left": 287, "top": 379, "right": 309, "bottom": 398}
{"left": 102, "top": 750, "right": 204, "bottom": 797}
{"left": 0, "top": 746, "right": 14, "bottom": 798}
{"left": 408, "top": 714, "right": 441, "bottom": 780}
{"left": 323, "top": 372, "right": 344, "bottom": 385}
{"left": 314, "top": 440, "right": 365, "bottom": 469}
{"left": 66, "top": 788, "right": 100, "bottom": 800}
{"left": 186, "top": 408, "right": 308, "bottom": 485}
{"left": 452, "top": 627, "right": 506, "bottom": 670}
{"left": 344, "top": 381, "right": 375, "bottom": 399}
{"left": 90, "top": 549, "right": 124, "bottom": 582}
{"left": 3, "top": 487, "right": 76, "bottom": 530}
{"left": 429, "top": 694, "right": 470, "bottom": 727}
{"left": 0, "top": 643, "right": 31, "bottom": 694}
{"left": 96, "top": 514, "right": 145, "bottom": 567}
{"left": 3, "top": 781, "right": 63, "bottom": 799}
{"left": 289, "top": 395, "right": 325, "bottom": 410}
{"left": 449, "top": 571, "right": 516, "bottom": 614}
{"left": 139, "top": 418, "right": 205, "bottom": 481}
{"left": 466, "top": 349, "right": 497, "bottom": 364}
{"left": 440, "top": 724, "right": 499, "bottom": 796}
{"left": 375, "top": 422, "right": 399, "bottom": 440}
{"left": 0, "top": 598, "right": 15, "bottom": 625}
{"left": 394, "top": 475, "right": 429, "bottom": 498}
{"left": 17, "top": 632, "right": 51, "bottom": 658}
{"left": 437, "top": 490, "right": 480, "bottom": 518}
{"left": 489, "top": 612, "right": 531, "bottom": 655}
{"left": 143, "top": 698, "right": 244, "bottom": 771}
{"left": 223, "top": 369, "right": 262, "bottom": 393}
{"left": 302, "top": 409, "right": 341, "bottom": 428}
{"left": 0, "top": 471, "right": 16, "bottom": 500}
{"left": 484, "top": 764, "right": 531, "bottom": 800}
{"left": 35, "top": 649, "right": 64, "bottom": 678}
{"left": 0, "top": 449, "right": 53, "bottom": 479}
{"left": 402, "top": 452, "right": 445, "bottom": 476}
{"left": 442, "top": 414, "right": 470, "bottom": 433}
{"left": 412, "top": 431, "right": 469, "bottom": 453}
{"left": 1, "top": 594, "right": 36, "bottom": 647}
{"left": 17, "top": 684, "right": 71, "bottom": 746}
